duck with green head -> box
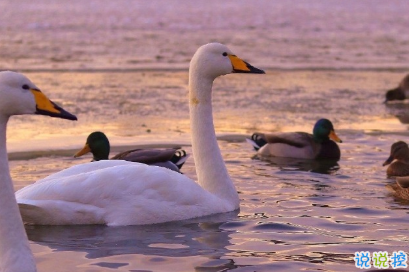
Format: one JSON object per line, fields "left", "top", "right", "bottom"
{"left": 247, "top": 118, "right": 342, "bottom": 160}
{"left": 74, "top": 131, "right": 188, "bottom": 172}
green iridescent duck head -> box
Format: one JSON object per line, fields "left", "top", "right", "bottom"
{"left": 74, "top": 131, "right": 110, "bottom": 161}
{"left": 312, "top": 119, "right": 342, "bottom": 144}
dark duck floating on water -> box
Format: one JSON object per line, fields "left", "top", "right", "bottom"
{"left": 383, "top": 141, "right": 409, "bottom": 200}
{"left": 74, "top": 131, "right": 188, "bottom": 173}
{"left": 247, "top": 118, "right": 342, "bottom": 161}
{"left": 384, "top": 74, "right": 409, "bottom": 103}
{"left": 383, "top": 141, "right": 409, "bottom": 177}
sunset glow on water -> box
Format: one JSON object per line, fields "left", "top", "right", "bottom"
{"left": 2, "top": 0, "right": 409, "bottom": 271}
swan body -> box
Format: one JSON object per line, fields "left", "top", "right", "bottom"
{"left": 17, "top": 160, "right": 232, "bottom": 225}
{"left": 17, "top": 43, "right": 265, "bottom": 226}
{"left": 74, "top": 131, "right": 189, "bottom": 172}
{"left": 0, "top": 71, "right": 77, "bottom": 272}
{"left": 247, "top": 119, "right": 342, "bottom": 160}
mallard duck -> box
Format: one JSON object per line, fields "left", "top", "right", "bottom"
{"left": 74, "top": 131, "right": 189, "bottom": 172}
{"left": 384, "top": 74, "right": 409, "bottom": 102}
{"left": 0, "top": 71, "right": 77, "bottom": 271}
{"left": 247, "top": 118, "right": 342, "bottom": 160}
{"left": 387, "top": 177, "right": 409, "bottom": 200}
{"left": 382, "top": 141, "right": 409, "bottom": 177}
{"left": 16, "top": 43, "right": 265, "bottom": 226}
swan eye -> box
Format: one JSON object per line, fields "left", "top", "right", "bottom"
{"left": 22, "top": 84, "right": 30, "bottom": 90}
{"left": 222, "top": 52, "right": 228, "bottom": 57}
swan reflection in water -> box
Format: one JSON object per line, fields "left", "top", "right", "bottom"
{"left": 254, "top": 155, "right": 340, "bottom": 175}
{"left": 26, "top": 211, "right": 239, "bottom": 270}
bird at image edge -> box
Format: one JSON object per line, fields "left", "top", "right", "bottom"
{"left": 16, "top": 43, "right": 265, "bottom": 226}
{"left": 384, "top": 74, "right": 409, "bottom": 103}
{"left": 0, "top": 71, "right": 77, "bottom": 272}
{"left": 383, "top": 141, "right": 409, "bottom": 177}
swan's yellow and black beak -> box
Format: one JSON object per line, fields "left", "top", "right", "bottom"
{"left": 229, "top": 55, "right": 265, "bottom": 74}
{"left": 31, "top": 89, "right": 77, "bottom": 121}
{"left": 74, "top": 143, "right": 91, "bottom": 158}
{"left": 329, "top": 130, "right": 342, "bottom": 143}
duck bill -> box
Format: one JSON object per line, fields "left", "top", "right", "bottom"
{"left": 31, "top": 89, "right": 77, "bottom": 121}
{"left": 74, "top": 143, "right": 91, "bottom": 158}
{"left": 329, "top": 130, "right": 342, "bottom": 143}
{"left": 229, "top": 55, "right": 265, "bottom": 74}
{"left": 382, "top": 155, "right": 394, "bottom": 166}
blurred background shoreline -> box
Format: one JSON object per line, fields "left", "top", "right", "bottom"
{"left": 1, "top": 0, "right": 408, "bottom": 72}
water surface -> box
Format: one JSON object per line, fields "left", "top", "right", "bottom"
{"left": 8, "top": 71, "right": 409, "bottom": 272}
{"left": 3, "top": 0, "right": 409, "bottom": 271}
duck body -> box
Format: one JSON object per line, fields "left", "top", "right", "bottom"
{"left": 247, "top": 119, "right": 342, "bottom": 160}
{"left": 74, "top": 131, "right": 188, "bottom": 172}
{"left": 387, "top": 181, "right": 409, "bottom": 200}
{"left": 385, "top": 74, "right": 409, "bottom": 102}
{"left": 385, "top": 160, "right": 409, "bottom": 177}
{"left": 387, "top": 176, "right": 409, "bottom": 200}
{"left": 112, "top": 148, "right": 188, "bottom": 172}
{"left": 383, "top": 141, "right": 409, "bottom": 177}
{"left": 16, "top": 43, "right": 265, "bottom": 226}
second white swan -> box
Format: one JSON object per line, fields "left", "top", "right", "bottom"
{"left": 16, "top": 43, "right": 265, "bottom": 226}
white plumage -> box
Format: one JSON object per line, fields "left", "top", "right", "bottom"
{"left": 0, "top": 71, "right": 77, "bottom": 272}
{"left": 16, "top": 43, "right": 265, "bottom": 226}
{"left": 17, "top": 160, "right": 232, "bottom": 226}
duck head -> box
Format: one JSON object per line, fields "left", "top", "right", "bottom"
{"left": 385, "top": 87, "right": 405, "bottom": 103}
{"left": 74, "top": 131, "right": 110, "bottom": 161}
{"left": 383, "top": 141, "right": 409, "bottom": 166}
{"left": 312, "top": 118, "right": 342, "bottom": 143}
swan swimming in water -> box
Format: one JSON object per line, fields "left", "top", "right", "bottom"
{"left": 16, "top": 43, "right": 265, "bottom": 226}
{"left": 0, "top": 71, "right": 77, "bottom": 272}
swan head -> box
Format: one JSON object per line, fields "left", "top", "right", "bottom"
{"left": 0, "top": 71, "right": 77, "bottom": 120}
{"left": 190, "top": 43, "right": 265, "bottom": 80}
{"left": 74, "top": 131, "right": 110, "bottom": 161}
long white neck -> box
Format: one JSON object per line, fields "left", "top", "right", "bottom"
{"left": 189, "top": 71, "right": 239, "bottom": 208}
{"left": 0, "top": 116, "right": 37, "bottom": 272}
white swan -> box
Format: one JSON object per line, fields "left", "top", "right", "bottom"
{"left": 0, "top": 71, "right": 77, "bottom": 272}
{"left": 16, "top": 43, "right": 265, "bottom": 226}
